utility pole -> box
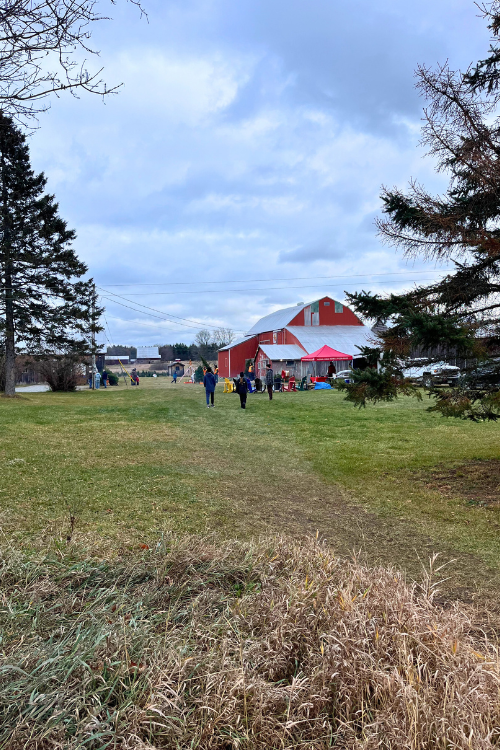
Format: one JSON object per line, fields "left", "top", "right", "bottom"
{"left": 91, "top": 282, "right": 96, "bottom": 390}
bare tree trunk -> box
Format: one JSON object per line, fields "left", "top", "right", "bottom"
{"left": 3, "top": 260, "right": 15, "bottom": 395}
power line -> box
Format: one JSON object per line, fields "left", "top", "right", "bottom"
{"left": 98, "top": 273, "right": 441, "bottom": 334}
{"left": 97, "top": 286, "right": 245, "bottom": 331}
{"left": 99, "top": 295, "right": 247, "bottom": 334}
{"left": 102, "top": 311, "right": 115, "bottom": 346}
{"left": 98, "top": 269, "right": 451, "bottom": 287}
{"left": 105, "top": 312, "right": 200, "bottom": 335}
{"left": 105, "top": 313, "right": 205, "bottom": 336}
{"left": 110, "top": 278, "right": 441, "bottom": 296}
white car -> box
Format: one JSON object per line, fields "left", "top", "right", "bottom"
{"left": 402, "top": 359, "right": 460, "bottom": 387}
{"left": 335, "top": 369, "right": 354, "bottom": 382}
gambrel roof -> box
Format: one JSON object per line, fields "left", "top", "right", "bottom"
{"left": 246, "top": 302, "right": 310, "bottom": 336}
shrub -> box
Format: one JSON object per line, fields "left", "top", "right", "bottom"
{"left": 107, "top": 372, "right": 119, "bottom": 386}
{"left": 37, "top": 355, "right": 82, "bottom": 391}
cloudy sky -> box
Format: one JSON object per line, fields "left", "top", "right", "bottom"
{"left": 29, "top": 0, "right": 490, "bottom": 345}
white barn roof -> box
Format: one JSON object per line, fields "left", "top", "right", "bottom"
{"left": 287, "top": 326, "right": 374, "bottom": 357}
{"left": 258, "top": 344, "right": 306, "bottom": 360}
{"left": 246, "top": 302, "right": 310, "bottom": 335}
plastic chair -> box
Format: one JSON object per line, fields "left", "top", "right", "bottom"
{"left": 283, "top": 376, "right": 296, "bottom": 392}
{"left": 297, "top": 376, "right": 307, "bottom": 391}
{"left": 223, "top": 378, "right": 234, "bottom": 393}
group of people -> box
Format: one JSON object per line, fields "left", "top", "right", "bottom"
{"left": 129, "top": 368, "right": 140, "bottom": 386}
{"left": 202, "top": 363, "right": 276, "bottom": 409}
{"left": 88, "top": 367, "right": 141, "bottom": 388}
{"left": 88, "top": 369, "right": 109, "bottom": 389}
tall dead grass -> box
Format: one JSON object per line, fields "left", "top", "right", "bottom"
{"left": 1, "top": 535, "right": 499, "bottom": 749}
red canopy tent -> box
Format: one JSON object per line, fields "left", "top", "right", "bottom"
{"left": 301, "top": 345, "right": 352, "bottom": 362}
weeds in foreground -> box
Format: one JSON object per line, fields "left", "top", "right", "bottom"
{"left": 0, "top": 535, "right": 499, "bottom": 749}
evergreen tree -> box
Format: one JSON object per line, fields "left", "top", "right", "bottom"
{"left": 341, "top": 1, "right": 500, "bottom": 420}
{"left": 172, "top": 342, "right": 192, "bottom": 360}
{"left": 0, "top": 114, "right": 98, "bottom": 396}
{"left": 106, "top": 345, "right": 137, "bottom": 359}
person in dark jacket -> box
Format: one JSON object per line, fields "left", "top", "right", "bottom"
{"left": 236, "top": 371, "right": 248, "bottom": 409}
{"left": 203, "top": 366, "right": 216, "bottom": 407}
{"left": 265, "top": 363, "right": 274, "bottom": 400}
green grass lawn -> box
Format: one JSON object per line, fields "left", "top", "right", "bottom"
{"left": 2, "top": 379, "right": 499, "bottom": 597}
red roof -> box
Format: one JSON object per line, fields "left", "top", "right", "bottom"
{"left": 301, "top": 345, "right": 353, "bottom": 361}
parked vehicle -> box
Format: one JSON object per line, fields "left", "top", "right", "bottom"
{"left": 335, "top": 369, "right": 353, "bottom": 383}
{"left": 460, "top": 361, "right": 500, "bottom": 390}
{"left": 402, "top": 359, "right": 460, "bottom": 387}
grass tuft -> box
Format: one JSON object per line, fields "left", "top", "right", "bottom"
{"left": 1, "top": 535, "right": 499, "bottom": 748}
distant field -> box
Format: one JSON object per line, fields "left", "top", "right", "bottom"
{"left": 2, "top": 379, "right": 499, "bottom": 597}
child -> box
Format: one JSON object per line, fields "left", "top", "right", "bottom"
{"left": 236, "top": 371, "right": 248, "bottom": 409}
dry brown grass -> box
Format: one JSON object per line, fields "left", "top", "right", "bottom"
{"left": 1, "top": 535, "right": 499, "bottom": 749}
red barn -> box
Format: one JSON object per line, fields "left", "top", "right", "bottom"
{"left": 217, "top": 296, "right": 373, "bottom": 378}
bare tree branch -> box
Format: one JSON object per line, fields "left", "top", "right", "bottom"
{"left": 0, "top": 0, "right": 146, "bottom": 122}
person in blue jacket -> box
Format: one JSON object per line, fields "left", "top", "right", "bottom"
{"left": 203, "top": 366, "right": 216, "bottom": 408}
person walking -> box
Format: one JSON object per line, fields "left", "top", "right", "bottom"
{"left": 203, "top": 366, "right": 216, "bottom": 408}
{"left": 102, "top": 370, "right": 108, "bottom": 388}
{"left": 172, "top": 371, "right": 178, "bottom": 384}
{"left": 265, "top": 363, "right": 274, "bottom": 400}
{"left": 236, "top": 371, "right": 248, "bottom": 409}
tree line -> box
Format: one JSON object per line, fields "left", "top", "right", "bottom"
{"left": 106, "top": 328, "right": 235, "bottom": 363}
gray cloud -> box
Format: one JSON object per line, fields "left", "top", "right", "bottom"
{"left": 279, "top": 243, "right": 341, "bottom": 264}
{"left": 26, "top": 0, "right": 488, "bottom": 343}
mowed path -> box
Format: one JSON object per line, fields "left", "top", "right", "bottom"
{"left": 0, "top": 379, "right": 499, "bottom": 601}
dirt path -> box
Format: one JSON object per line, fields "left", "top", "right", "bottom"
{"left": 187, "top": 407, "right": 500, "bottom": 603}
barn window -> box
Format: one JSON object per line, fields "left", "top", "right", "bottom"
{"left": 311, "top": 300, "right": 319, "bottom": 326}
{"left": 335, "top": 301, "right": 343, "bottom": 313}
{"left": 324, "top": 301, "right": 330, "bottom": 306}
